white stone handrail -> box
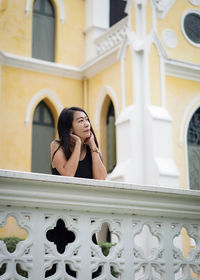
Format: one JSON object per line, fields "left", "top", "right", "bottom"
{"left": 0, "top": 169, "right": 200, "bottom": 279}
{"left": 95, "top": 17, "right": 128, "bottom": 56}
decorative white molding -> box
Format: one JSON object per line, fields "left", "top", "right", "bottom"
{"left": 179, "top": 94, "right": 200, "bottom": 146}
{"left": 181, "top": 9, "right": 200, "bottom": 48}
{"left": 152, "top": 0, "right": 176, "bottom": 18}
{"left": 95, "top": 17, "right": 128, "bottom": 56}
{"left": 153, "top": 32, "right": 168, "bottom": 59}
{"left": 0, "top": 51, "right": 82, "bottom": 80}
{"left": 162, "top": 29, "right": 178, "bottom": 49}
{"left": 81, "top": 46, "right": 120, "bottom": 78}
{"left": 25, "top": 0, "right": 66, "bottom": 23}
{"left": 115, "top": 105, "right": 135, "bottom": 126}
{"left": 165, "top": 58, "right": 200, "bottom": 82}
{"left": 25, "top": 89, "right": 63, "bottom": 127}
{"left": 1, "top": 43, "right": 200, "bottom": 84}
{"left": 94, "top": 85, "right": 119, "bottom": 131}
{"left": 189, "top": 0, "right": 200, "bottom": 5}
{"left": 179, "top": 95, "right": 200, "bottom": 189}
{"left": 147, "top": 105, "right": 172, "bottom": 122}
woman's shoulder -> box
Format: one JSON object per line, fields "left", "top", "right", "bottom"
{"left": 51, "top": 140, "right": 60, "bottom": 147}
{"left": 50, "top": 140, "right": 61, "bottom": 152}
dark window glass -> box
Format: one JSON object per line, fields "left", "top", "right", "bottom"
{"left": 32, "top": 101, "right": 54, "bottom": 174}
{"left": 184, "top": 13, "right": 200, "bottom": 44}
{"left": 187, "top": 107, "right": 200, "bottom": 190}
{"left": 32, "top": 0, "right": 55, "bottom": 61}
{"left": 110, "top": 0, "right": 127, "bottom": 27}
{"left": 106, "top": 101, "right": 116, "bottom": 173}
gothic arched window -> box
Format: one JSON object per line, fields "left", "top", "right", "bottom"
{"left": 32, "top": 101, "right": 55, "bottom": 174}
{"left": 106, "top": 101, "right": 116, "bottom": 173}
{"left": 32, "top": 0, "right": 55, "bottom": 61}
{"left": 187, "top": 107, "right": 200, "bottom": 190}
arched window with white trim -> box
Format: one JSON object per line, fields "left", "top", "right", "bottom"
{"left": 32, "top": 101, "right": 55, "bottom": 174}
{"left": 106, "top": 101, "right": 116, "bottom": 173}
{"left": 187, "top": 107, "right": 200, "bottom": 190}
{"left": 32, "top": 0, "right": 55, "bottom": 61}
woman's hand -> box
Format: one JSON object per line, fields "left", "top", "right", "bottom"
{"left": 70, "top": 133, "right": 81, "bottom": 145}
{"left": 85, "top": 132, "right": 96, "bottom": 148}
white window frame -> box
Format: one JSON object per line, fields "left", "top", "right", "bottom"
{"left": 181, "top": 9, "right": 200, "bottom": 48}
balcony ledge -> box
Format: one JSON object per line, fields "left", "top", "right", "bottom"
{"left": 0, "top": 169, "right": 200, "bottom": 219}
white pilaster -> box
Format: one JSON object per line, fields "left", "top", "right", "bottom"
{"left": 85, "top": 0, "right": 109, "bottom": 61}
{"left": 110, "top": 0, "right": 179, "bottom": 188}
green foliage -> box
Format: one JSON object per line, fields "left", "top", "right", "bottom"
{"left": 98, "top": 241, "right": 117, "bottom": 256}
{"left": 0, "top": 236, "right": 24, "bottom": 253}
{"left": 0, "top": 236, "right": 28, "bottom": 278}
{"left": 97, "top": 242, "right": 119, "bottom": 278}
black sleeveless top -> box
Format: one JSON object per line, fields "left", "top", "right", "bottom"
{"left": 51, "top": 144, "right": 93, "bottom": 179}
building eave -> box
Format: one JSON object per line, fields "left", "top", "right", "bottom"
{"left": 165, "top": 58, "right": 200, "bottom": 82}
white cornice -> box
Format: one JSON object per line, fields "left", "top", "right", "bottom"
{"left": 0, "top": 51, "right": 83, "bottom": 80}
{"left": 0, "top": 48, "right": 120, "bottom": 80}
{"left": 1, "top": 46, "right": 200, "bottom": 82}
{"left": 80, "top": 45, "right": 121, "bottom": 78}
{"left": 165, "top": 59, "right": 200, "bottom": 82}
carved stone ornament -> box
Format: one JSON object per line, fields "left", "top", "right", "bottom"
{"left": 152, "top": 0, "right": 176, "bottom": 18}
{"left": 162, "top": 29, "right": 178, "bottom": 48}
{"left": 189, "top": 0, "right": 200, "bottom": 5}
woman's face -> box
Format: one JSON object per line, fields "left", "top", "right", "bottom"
{"left": 71, "top": 111, "right": 91, "bottom": 139}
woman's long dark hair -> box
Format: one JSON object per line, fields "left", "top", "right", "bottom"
{"left": 57, "top": 107, "right": 99, "bottom": 160}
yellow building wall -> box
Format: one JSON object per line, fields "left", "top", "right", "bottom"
{"left": 0, "top": 216, "right": 27, "bottom": 239}
{"left": 0, "top": 0, "right": 85, "bottom": 66}
{"left": 149, "top": 43, "right": 162, "bottom": 106}
{"left": 87, "top": 62, "right": 122, "bottom": 166}
{"left": 0, "top": 65, "right": 83, "bottom": 171}
{"left": 166, "top": 75, "right": 200, "bottom": 189}
{"left": 55, "top": 0, "right": 85, "bottom": 66}
{"left": 125, "top": 46, "right": 134, "bottom": 106}
{"left": 157, "top": 0, "right": 200, "bottom": 64}
{"left": 146, "top": 0, "right": 153, "bottom": 35}
{"left": 0, "top": 0, "right": 30, "bottom": 56}
{"left": 131, "top": 2, "right": 136, "bottom": 31}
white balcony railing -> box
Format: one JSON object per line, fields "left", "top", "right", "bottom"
{"left": 0, "top": 169, "right": 200, "bottom": 279}
{"left": 95, "top": 17, "right": 128, "bottom": 56}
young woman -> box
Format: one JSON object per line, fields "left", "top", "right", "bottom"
{"left": 50, "top": 107, "right": 107, "bottom": 180}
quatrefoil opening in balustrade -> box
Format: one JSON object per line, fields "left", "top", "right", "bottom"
{"left": 91, "top": 222, "right": 120, "bottom": 279}
{"left": 174, "top": 227, "right": 198, "bottom": 279}
{"left": 173, "top": 227, "right": 196, "bottom": 259}
{"left": 134, "top": 224, "right": 160, "bottom": 258}
{"left": 92, "top": 222, "right": 119, "bottom": 256}
{"left": 45, "top": 263, "right": 77, "bottom": 279}
{"left": 46, "top": 219, "right": 76, "bottom": 254}
{"left": 0, "top": 216, "right": 28, "bottom": 277}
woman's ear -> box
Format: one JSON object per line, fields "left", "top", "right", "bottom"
{"left": 70, "top": 128, "right": 73, "bottom": 134}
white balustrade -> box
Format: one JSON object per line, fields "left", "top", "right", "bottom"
{"left": 0, "top": 169, "right": 200, "bottom": 279}
{"left": 95, "top": 17, "right": 128, "bottom": 56}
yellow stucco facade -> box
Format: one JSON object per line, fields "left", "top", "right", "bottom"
{"left": 0, "top": 0, "right": 199, "bottom": 186}
{"left": 0, "top": 0, "right": 85, "bottom": 66}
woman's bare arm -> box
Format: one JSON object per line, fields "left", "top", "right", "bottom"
{"left": 50, "top": 138, "right": 81, "bottom": 176}
{"left": 85, "top": 133, "right": 107, "bottom": 180}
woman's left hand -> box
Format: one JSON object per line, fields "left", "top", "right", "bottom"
{"left": 85, "top": 132, "right": 96, "bottom": 148}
